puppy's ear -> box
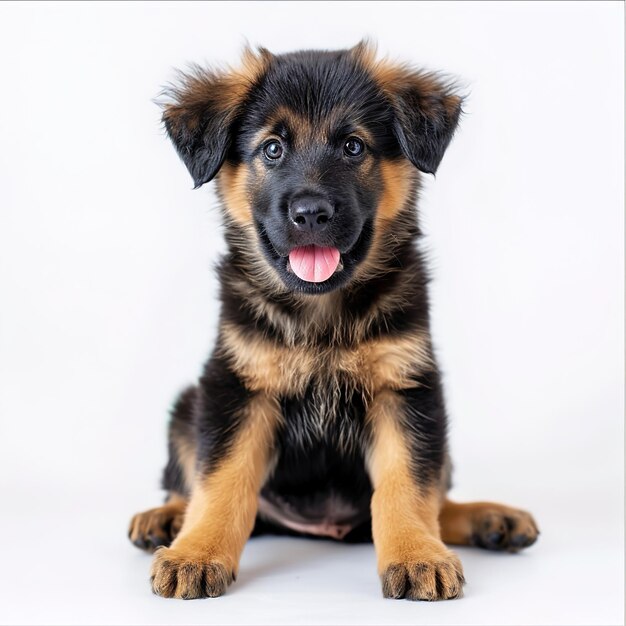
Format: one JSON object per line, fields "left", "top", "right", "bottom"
{"left": 359, "top": 47, "right": 463, "bottom": 175}
{"left": 160, "top": 48, "right": 271, "bottom": 188}
{"left": 390, "top": 71, "right": 463, "bottom": 175}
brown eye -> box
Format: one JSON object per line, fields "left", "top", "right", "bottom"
{"left": 344, "top": 137, "right": 365, "bottom": 157}
{"left": 263, "top": 140, "right": 283, "bottom": 160}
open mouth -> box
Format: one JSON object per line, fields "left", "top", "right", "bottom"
{"left": 286, "top": 245, "right": 344, "bottom": 283}
{"left": 256, "top": 219, "right": 374, "bottom": 294}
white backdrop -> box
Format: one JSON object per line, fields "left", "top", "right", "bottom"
{"left": 0, "top": 2, "right": 623, "bottom": 625}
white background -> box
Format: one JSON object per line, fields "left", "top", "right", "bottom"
{"left": 0, "top": 2, "right": 623, "bottom": 625}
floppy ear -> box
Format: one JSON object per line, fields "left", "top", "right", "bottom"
{"left": 390, "top": 72, "right": 463, "bottom": 175}
{"left": 160, "top": 48, "right": 271, "bottom": 188}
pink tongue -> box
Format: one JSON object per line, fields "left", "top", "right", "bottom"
{"left": 289, "top": 246, "right": 341, "bottom": 283}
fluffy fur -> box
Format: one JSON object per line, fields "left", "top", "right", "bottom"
{"left": 128, "top": 42, "right": 539, "bottom": 601}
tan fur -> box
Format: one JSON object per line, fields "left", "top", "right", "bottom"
{"left": 439, "top": 499, "right": 540, "bottom": 547}
{"left": 217, "top": 47, "right": 270, "bottom": 111}
{"left": 171, "top": 429, "right": 197, "bottom": 495}
{"left": 377, "top": 159, "right": 416, "bottom": 222}
{"left": 276, "top": 106, "right": 315, "bottom": 147}
{"left": 366, "top": 390, "right": 464, "bottom": 599}
{"left": 163, "top": 46, "right": 270, "bottom": 127}
{"left": 353, "top": 40, "right": 462, "bottom": 122}
{"left": 249, "top": 104, "right": 374, "bottom": 153}
{"left": 350, "top": 40, "right": 406, "bottom": 94}
{"left": 351, "top": 157, "right": 419, "bottom": 286}
{"left": 150, "top": 393, "right": 281, "bottom": 598}
{"left": 219, "top": 321, "right": 433, "bottom": 398}
{"left": 349, "top": 39, "right": 379, "bottom": 71}
{"left": 210, "top": 46, "right": 272, "bottom": 111}
{"left": 238, "top": 47, "right": 273, "bottom": 96}
{"left": 245, "top": 105, "right": 322, "bottom": 152}
{"left": 218, "top": 163, "right": 252, "bottom": 226}
{"left": 250, "top": 125, "right": 279, "bottom": 150}
{"left": 129, "top": 494, "right": 187, "bottom": 552}
{"left": 367, "top": 391, "right": 441, "bottom": 551}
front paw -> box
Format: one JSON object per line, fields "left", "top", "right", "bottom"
{"left": 381, "top": 548, "right": 465, "bottom": 601}
{"left": 150, "top": 546, "right": 235, "bottom": 599}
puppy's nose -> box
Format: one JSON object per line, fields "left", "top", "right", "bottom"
{"left": 289, "top": 196, "right": 334, "bottom": 232}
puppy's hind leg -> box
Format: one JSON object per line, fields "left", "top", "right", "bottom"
{"left": 439, "top": 499, "right": 540, "bottom": 552}
{"left": 128, "top": 386, "right": 197, "bottom": 552}
{"left": 129, "top": 495, "right": 187, "bottom": 552}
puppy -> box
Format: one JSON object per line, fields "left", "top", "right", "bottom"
{"left": 129, "top": 42, "right": 539, "bottom": 601}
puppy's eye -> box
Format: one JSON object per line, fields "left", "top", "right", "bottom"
{"left": 344, "top": 137, "right": 365, "bottom": 157}
{"left": 263, "top": 141, "right": 283, "bottom": 160}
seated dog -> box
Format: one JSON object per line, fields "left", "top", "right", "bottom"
{"left": 129, "top": 42, "right": 539, "bottom": 601}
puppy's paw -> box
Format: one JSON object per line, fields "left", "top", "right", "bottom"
{"left": 381, "top": 548, "right": 465, "bottom": 601}
{"left": 471, "top": 507, "right": 539, "bottom": 552}
{"left": 150, "top": 547, "right": 235, "bottom": 599}
{"left": 128, "top": 506, "right": 184, "bottom": 553}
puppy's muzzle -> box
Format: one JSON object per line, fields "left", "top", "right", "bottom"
{"left": 289, "top": 195, "right": 334, "bottom": 233}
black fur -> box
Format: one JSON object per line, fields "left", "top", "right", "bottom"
{"left": 391, "top": 74, "right": 462, "bottom": 174}
{"left": 161, "top": 386, "right": 195, "bottom": 497}
{"left": 161, "top": 69, "right": 234, "bottom": 188}
{"left": 159, "top": 44, "right": 461, "bottom": 543}
{"left": 233, "top": 50, "right": 399, "bottom": 296}
{"left": 131, "top": 46, "right": 540, "bottom": 604}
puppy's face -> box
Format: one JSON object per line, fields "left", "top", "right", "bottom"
{"left": 231, "top": 51, "right": 402, "bottom": 293}
{"left": 162, "top": 44, "right": 462, "bottom": 294}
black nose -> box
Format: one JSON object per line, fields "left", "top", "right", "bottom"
{"left": 289, "top": 196, "right": 334, "bottom": 232}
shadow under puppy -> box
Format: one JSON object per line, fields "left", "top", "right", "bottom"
{"left": 129, "top": 42, "right": 539, "bottom": 601}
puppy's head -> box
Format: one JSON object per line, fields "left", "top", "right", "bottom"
{"left": 161, "top": 43, "right": 462, "bottom": 294}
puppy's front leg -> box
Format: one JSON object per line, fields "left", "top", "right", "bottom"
{"left": 150, "top": 392, "right": 279, "bottom": 599}
{"left": 367, "top": 388, "right": 465, "bottom": 601}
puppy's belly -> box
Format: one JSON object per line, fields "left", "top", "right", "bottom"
{"left": 258, "top": 490, "right": 368, "bottom": 539}
{"left": 259, "top": 384, "right": 372, "bottom": 538}
{"left": 258, "top": 439, "right": 373, "bottom": 540}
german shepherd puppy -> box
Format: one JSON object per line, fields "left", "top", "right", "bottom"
{"left": 129, "top": 42, "right": 539, "bottom": 601}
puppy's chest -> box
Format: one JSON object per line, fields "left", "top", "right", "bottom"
{"left": 221, "top": 322, "right": 430, "bottom": 399}
{"left": 279, "top": 377, "right": 368, "bottom": 454}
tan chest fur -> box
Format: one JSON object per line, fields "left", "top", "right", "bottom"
{"left": 219, "top": 321, "right": 433, "bottom": 399}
